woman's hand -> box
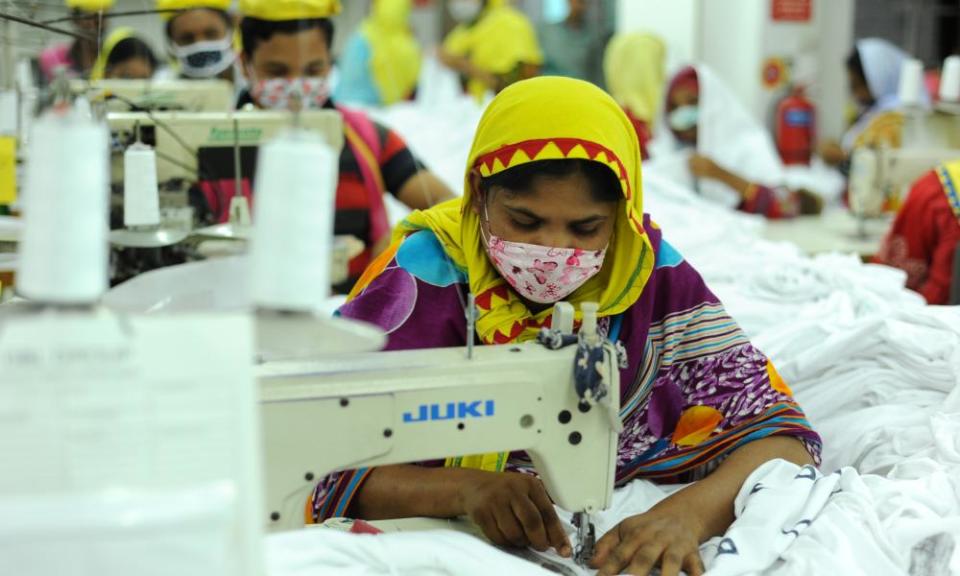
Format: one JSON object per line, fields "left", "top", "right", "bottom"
{"left": 818, "top": 141, "right": 847, "bottom": 166}
{"left": 688, "top": 154, "right": 721, "bottom": 180}
{"left": 590, "top": 499, "right": 706, "bottom": 576}
{"left": 458, "top": 471, "right": 572, "bottom": 556}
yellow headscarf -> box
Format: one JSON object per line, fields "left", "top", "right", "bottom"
{"left": 442, "top": 0, "right": 543, "bottom": 102}
{"left": 89, "top": 27, "right": 136, "bottom": 81}
{"left": 363, "top": 0, "right": 421, "bottom": 105}
{"left": 604, "top": 32, "right": 666, "bottom": 127}
{"left": 239, "top": 0, "right": 341, "bottom": 20}
{"left": 66, "top": 0, "right": 114, "bottom": 11}
{"left": 156, "top": 0, "right": 232, "bottom": 20}
{"left": 395, "top": 77, "right": 654, "bottom": 345}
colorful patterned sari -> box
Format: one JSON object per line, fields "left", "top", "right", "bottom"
{"left": 308, "top": 77, "right": 821, "bottom": 523}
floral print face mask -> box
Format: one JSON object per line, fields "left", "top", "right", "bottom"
{"left": 481, "top": 200, "right": 607, "bottom": 304}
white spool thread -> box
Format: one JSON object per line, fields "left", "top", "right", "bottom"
{"left": 250, "top": 129, "right": 337, "bottom": 311}
{"left": 123, "top": 142, "right": 160, "bottom": 227}
{"left": 898, "top": 58, "right": 924, "bottom": 107}
{"left": 940, "top": 56, "right": 960, "bottom": 103}
{"left": 18, "top": 110, "right": 109, "bottom": 304}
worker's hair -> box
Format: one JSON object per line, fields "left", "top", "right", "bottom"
{"left": 165, "top": 8, "right": 232, "bottom": 40}
{"left": 479, "top": 159, "right": 622, "bottom": 204}
{"left": 846, "top": 47, "right": 866, "bottom": 84}
{"left": 240, "top": 17, "right": 334, "bottom": 57}
{"left": 106, "top": 36, "right": 158, "bottom": 73}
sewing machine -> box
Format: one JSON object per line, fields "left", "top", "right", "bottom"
{"left": 850, "top": 106, "right": 960, "bottom": 219}
{"left": 73, "top": 78, "right": 235, "bottom": 113}
{"left": 258, "top": 303, "right": 622, "bottom": 565}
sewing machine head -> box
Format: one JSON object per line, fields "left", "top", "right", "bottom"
{"left": 258, "top": 301, "right": 622, "bottom": 565}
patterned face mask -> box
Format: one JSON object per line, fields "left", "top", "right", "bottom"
{"left": 250, "top": 76, "right": 330, "bottom": 111}
{"left": 481, "top": 200, "right": 606, "bottom": 304}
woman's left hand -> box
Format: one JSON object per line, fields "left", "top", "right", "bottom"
{"left": 589, "top": 500, "right": 706, "bottom": 576}
{"left": 688, "top": 154, "right": 720, "bottom": 180}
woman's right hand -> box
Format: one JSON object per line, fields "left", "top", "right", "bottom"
{"left": 458, "top": 470, "right": 572, "bottom": 556}
{"left": 818, "top": 141, "right": 847, "bottom": 166}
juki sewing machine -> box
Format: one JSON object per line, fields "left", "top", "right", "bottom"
{"left": 258, "top": 301, "right": 623, "bottom": 566}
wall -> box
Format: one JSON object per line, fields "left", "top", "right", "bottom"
{"left": 616, "top": 0, "right": 699, "bottom": 68}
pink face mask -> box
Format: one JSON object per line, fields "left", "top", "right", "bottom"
{"left": 251, "top": 76, "right": 330, "bottom": 111}
{"left": 481, "top": 201, "right": 607, "bottom": 304}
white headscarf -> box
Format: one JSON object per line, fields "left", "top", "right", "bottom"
{"left": 842, "top": 38, "right": 912, "bottom": 150}
{"left": 647, "top": 65, "right": 786, "bottom": 209}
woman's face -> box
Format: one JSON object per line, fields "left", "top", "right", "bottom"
{"left": 848, "top": 69, "right": 874, "bottom": 108}
{"left": 474, "top": 170, "right": 617, "bottom": 252}
{"left": 106, "top": 57, "right": 154, "bottom": 79}
{"left": 667, "top": 86, "right": 699, "bottom": 145}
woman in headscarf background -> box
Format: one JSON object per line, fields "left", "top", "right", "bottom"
{"left": 155, "top": 0, "right": 241, "bottom": 84}
{"left": 37, "top": 0, "right": 113, "bottom": 83}
{"left": 873, "top": 160, "right": 960, "bottom": 305}
{"left": 309, "top": 77, "right": 820, "bottom": 576}
{"left": 335, "top": 0, "right": 421, "bottom": 107}
{"left": 90, "top": 28, "right": 159, "bottom": 80}
{"left": 647, "top": 66, "right": 823, "bottom": 219}
{"left": 440, "top": 0, "right": 543, "bottom": 102}
{"left": 603, "top": 32, "right": 666, "bottom": 160}
{"left": 819, "top": 38, "right": 912, "bottom": 168}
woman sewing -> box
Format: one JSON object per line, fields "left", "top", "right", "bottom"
{"left": 313, "top": 77, "right": 821, "bottom": 576}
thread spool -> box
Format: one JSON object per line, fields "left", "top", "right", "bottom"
{"left": 250, "top": 128, "right": 337, "bottom": 311}
{"left": 123, "top": 142, "right": 160, "bottom": 227}
{"left": 898, "top": 58, "right": 924, "bottom": 107}
{"left": 940, "top": 56, "right": 960, "bottom": 103}
{"left": 18, "top": 110, "right": 109, "bottom": 304}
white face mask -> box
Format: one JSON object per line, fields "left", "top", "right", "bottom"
{"left": 172, "top": 37, "right": 235, "bottom": 78}
{"left": 449, "top": 0, "right": 483, "bottom": 22}
{"left": 668, "top": 105, "right": 699, "bottom": 132}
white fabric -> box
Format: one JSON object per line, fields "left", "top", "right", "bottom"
{"left": 266, "top": 529, "right": 556, "bottom": 576}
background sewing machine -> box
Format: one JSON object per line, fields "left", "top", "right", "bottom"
{"left": 72, "top": 78, "right": 235, "bottom": 114}
{"left": 258, "top": 303, "right": 622, "bottom": 565}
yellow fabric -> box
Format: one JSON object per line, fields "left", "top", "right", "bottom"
{"left": 362, "top": 0, "right": 421, "bottom": 105}
{"left": 442, "top": 0, "right": 543, "bottom": 102}
{"left": 89, "top": 27, "right": 136, "bottom": 82}
{"left": 239, "top": 0, "right": 341, "bottom": 20}
{"left": 156, "top": 0, "right": 231, "bottom": 20}
{"left": 66, "top": 0, "right": 113, "bottom": 11}
{"left": 938, "top": 159, "right": 960, "bottom": 224}
{"left": 444, "top": 453, "right": 507, "bottom": 473}
{"left": 395, "top": 76, "right": 655, "bottom": 346}
{"left": 604, "top": 32, "right": 666, "bottom": 128}
{"left": 0, "top": 136, "right": 16, "bottom": 205}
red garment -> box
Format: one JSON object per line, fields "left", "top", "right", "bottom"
{"left": 874, "top": 169, "right": 960, "bottom": 304}
{"left": 624, "top": 108, "right": 652, "bottom": 160}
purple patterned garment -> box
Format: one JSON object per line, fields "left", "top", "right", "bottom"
{"left": 308, "top": 215, "right": 821, "bottom": 523}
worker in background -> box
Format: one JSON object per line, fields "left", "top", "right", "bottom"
{"left": 37, "top": 0, "right": 113, "bottom": 83}
{"left": 334, "top": 0, "right": 421, "bottom": 107}
{"left": 819, "top": 38, "right": 912, "bottom": 169}
{"left": 648, "top": 66, "right": 822, "bottom": 219}
{"left": 603, "top": 32, "right": 665, "bottom": 160}
{"left": 232, "top": 0, "right": 454, "bottom": 292}
{"left": 874, "top": 161, "right": 960, "bottom": 305}
{"left": 440, "top": 0, "right": 542, "bottom": 102}
{"left": 537, "top": 0, "right": 608, "bottom": 87}
{"left": 313, "top": 78, "right": 820, "bottom": 576}
{"left": 90, "top": 28, "right": 159, "bottom": 80}
{"left": 155, "top": 0, "right": 241, "bottom": 85}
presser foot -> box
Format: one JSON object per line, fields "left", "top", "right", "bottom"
{"left": 572, "top": 511, "right": 596, "bottom": 566}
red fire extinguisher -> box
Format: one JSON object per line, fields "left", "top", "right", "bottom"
{"left": 775, "top": 87, "right": 816, "bottom": 166}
